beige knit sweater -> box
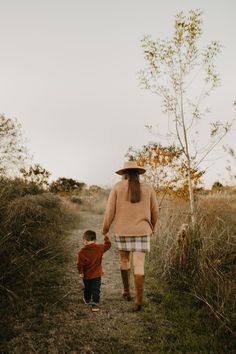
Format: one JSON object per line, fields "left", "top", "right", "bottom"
{"left": 102, "top": 180, "right": 159, "bottom": 237}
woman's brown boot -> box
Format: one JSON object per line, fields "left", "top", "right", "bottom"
{"left": 120, "top": 269, "right": 132, "bottom": 301}
{"left": 133, "top": 274, "right": 145, "bottom": 311}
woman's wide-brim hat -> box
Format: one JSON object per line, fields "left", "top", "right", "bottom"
{"left": 115, "top": 161, "right": 146, "bottom": 175}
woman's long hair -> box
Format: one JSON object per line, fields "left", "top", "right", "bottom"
{"left": 124, "top": 170, "right": 141, "bottom": 203}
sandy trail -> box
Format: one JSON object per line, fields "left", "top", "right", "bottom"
{"left": 60, "top": 212, "right": 148, "bottom": 354}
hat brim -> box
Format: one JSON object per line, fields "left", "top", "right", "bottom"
{"left": 115, "top": 167, "right": 146, "bottom": 175}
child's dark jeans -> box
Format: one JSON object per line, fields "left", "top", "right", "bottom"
{"left": 83, "top": 277, "right": 101, "bottom": 304}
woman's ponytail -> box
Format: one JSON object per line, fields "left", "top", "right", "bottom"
{"left": 125, "top": 170, "right": 140, "bottom": 203}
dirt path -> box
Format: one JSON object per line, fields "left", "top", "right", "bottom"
{"left": 29, "top": 210, "right": 149, "bottom": 354}
{"left": 64, "top": 210, "right": 150, "bottom": 354}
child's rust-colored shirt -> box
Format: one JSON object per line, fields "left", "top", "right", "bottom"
{"left": 77, "top": 237, "right": 111, "bottom": 279}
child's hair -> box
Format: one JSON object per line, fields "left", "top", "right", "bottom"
{"left": 83, "top": 230, "right": 96, "bottom": 241}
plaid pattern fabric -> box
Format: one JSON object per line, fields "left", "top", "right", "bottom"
{"left": 115, "top": 235, "right": 150, "bottom": 252}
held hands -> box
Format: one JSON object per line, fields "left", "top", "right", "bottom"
{"left": 103, "top": 233, "right": 110, "bottom": 241}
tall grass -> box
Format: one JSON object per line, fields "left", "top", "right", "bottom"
{"left": 151, "top": 194, "right": 236, "bottom": 335}
{"left": 0, "top": 177, "right": 77, "bottom": 348}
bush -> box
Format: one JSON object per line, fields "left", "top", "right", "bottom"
{"left": 0, "top": 177, "right": 76, "bottom": 347}
{"left": 70, "top": 195, "right": 83, "bottom": 205}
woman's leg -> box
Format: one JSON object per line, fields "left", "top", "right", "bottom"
{"left": 119, "top": 250, "right": 132, "bottom": 300}
{"left": 132, "top": 251, "right": 146, "bottom": 311}
{"left": 133, "top": 251, "right": 145, "bottom": 275}
{"left": 119, "top": 250, "right": 131, "bottom": 270}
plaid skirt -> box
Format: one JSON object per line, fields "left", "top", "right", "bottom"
{"left": 115, "top": 235, "right": 151, "bottom": 252}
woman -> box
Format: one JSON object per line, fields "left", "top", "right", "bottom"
{"left": 102, "top": 160, "right": 158, "bottom": 311}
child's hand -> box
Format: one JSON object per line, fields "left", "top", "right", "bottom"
{"left": 79, "top": 273, "right": 84, "bottom": 279}
{"left": 104, "top": 233, "right": 110, "bottom": 240}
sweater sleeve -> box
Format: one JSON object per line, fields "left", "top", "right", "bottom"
{"left": 102, "top": 187, "right": 117, "bottom": 235}
{"left": 150, "top": 188, "right": 159, "bottom": 232}
{"left": 76, "top": 251, "right": 86, "bottom": 274}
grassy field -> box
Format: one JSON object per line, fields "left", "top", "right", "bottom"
{"left": 1, "top": 189, "right": 236, "bottom": 353}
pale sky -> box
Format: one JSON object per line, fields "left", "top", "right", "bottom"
{"left": 0, "top": 0, "right": 235, "bottom": 187}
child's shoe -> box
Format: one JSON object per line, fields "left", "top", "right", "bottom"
{"left": 91, "top": 304, "right": 100, "bottom": 312}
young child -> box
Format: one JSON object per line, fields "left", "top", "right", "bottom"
{"left": 77, "top": 230, "right": 111, "bottom": 312}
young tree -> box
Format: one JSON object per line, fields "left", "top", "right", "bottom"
{"left": 20, "top": 164, "right": 51, "bottom": 189}
{"left": 139, "top": 9, "right": 233, "bottom": 224}
{"left": 0, "top": 114, "right": 27, "bottom": 175}
{"left": 223, "top": 146, "right": 236, "bottom": 185}
{"left": 127, "top": 143, "right": 204, "bottom": 207}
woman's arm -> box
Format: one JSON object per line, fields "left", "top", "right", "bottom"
{"left": 103, "top": 235, "right": 112, "bottom": 252}
{"left": 102, "top": 187, "right": 117, "bottom": 235}
{"left": 150, "top": 188, "right": 159, "bottom": 232}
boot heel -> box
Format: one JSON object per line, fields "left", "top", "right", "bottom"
{"left": 120, "top": 269, "right": 131, "bottom": 301}
{"left": 132, "top": 303, "right": 142, "bottom": 312}
{"left": 123, "top": 293, "right": 132, "bottom": 301}
{"left": 133, "top": 274, "right": 145, "bottom": 311}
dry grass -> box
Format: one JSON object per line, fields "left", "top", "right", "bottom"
{"left": 150, "top": 194, "right": 236, "bottom": 335}
{"left": 0, "top": 177, "right": 79, "bottom": 350}
{"left": 78, "top": 189, "right": 109, "bottom": 215}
